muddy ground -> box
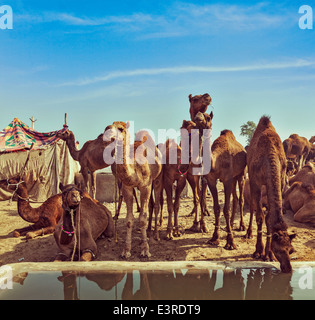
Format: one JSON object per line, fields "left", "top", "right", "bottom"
{"left": 1, "top": 184, "right": 315, "bottom": 267}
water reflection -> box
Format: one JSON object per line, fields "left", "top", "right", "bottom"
{"left": 3, "top": 267, "right": 303, "bottom": 300}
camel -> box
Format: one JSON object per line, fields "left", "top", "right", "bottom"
{"left": 153, "top": 139, "right": 187, "bottom": 240}
{"left": 0, "top": 176, "right": 63, "bottom": 239}
{"left": 284, "top": 182, "right": 315, "bottom": 224}
{"left": 56, "top": 130, "right": 110, "bottom": 198}
{"left": 247, "top": 116, "right": 295, "bottom": 273}
{"left": 103, "top": 121, "right": 163, "bottom": 259}
{"left": 289, "top": 162, "right": 315, "bottom": 186}
{"left": 189, "top": 93, "right": 212, "bottom": 121}
{"left": 183, "top": 111, "right": 213, "bottom": 233}
{"left": 283, "top": 134, "right": 311, "bottom": 171}
{"left": 57, "top": 129, "right": 140, "bottom": 212}
{"left": 54, "top": 184, "right": 114, "bottom": 261}
{"left": 197, "top": 125, "right": 247, "bottom": 250}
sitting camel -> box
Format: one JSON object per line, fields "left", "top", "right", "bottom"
{"left": 197, "top": 126, "right": 247, "bottom": 250}
{"left": 284, "top": 182, "right": 315, "bottom": 224}
{"left": 54, "top": 184, "right": 114, "bottom": 261}
{"left": 289, "top": 162, "right": 315, "bottom": 186}
{"left": 0, "top": 176, "right": 63, "bottom": 239}
{"left": 103, "top": 122, "right": 163, "bottom": 259}
{"left": 247, "top": 116, "right": 295, "bottom": 273}
{"left": 283, "top": 134, "right": 311, "bottom": 171}
{"left": 189, "top": 93, "right": 212, "bottom": 121}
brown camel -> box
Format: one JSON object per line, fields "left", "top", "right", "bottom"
{"left": 198, "top": 126, "right": 246, "bottom": 250}
{"left": 289, "top": 162, "right": 315, "bottom": 186}
{"left": 284, "top": 182, "right": 315, "bottom": 224}
{"left": 0, "top": 176, "right": 63, "bottom": 239}
{"left": 189, "top": 93, "right": 212, "bottom": 121}
{"left": 183, "top": 111, "right": 213, "bottom": 233}
{"left": 56, "top": 130, "right": 109, "bottom": 198}
{"left": 247, "top": 116, "right": 295, "bottom": 273}
{"left": 103, "top": 122, "right": 163, "bottom": 258}
{"left": 54, "top": 184, "right": 114, "bottom": 261}
{"left": 283, "top": 134, "right": 311, "bottom": 170}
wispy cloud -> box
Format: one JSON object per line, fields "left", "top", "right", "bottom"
{"left": 56, "top": 59, "right": 315, "bottom": 87}
{"left": 15, "top": 2, "right": 295, "bottom": 39}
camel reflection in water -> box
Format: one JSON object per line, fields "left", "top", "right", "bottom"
{"left": 26, "top": 267, "right": 293, "bottom": 300}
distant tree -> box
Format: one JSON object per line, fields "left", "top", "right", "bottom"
{"left": 240, "top": 121, "right": 257, "bottom": 146}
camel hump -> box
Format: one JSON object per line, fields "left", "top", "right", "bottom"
{"left": 258, "top": 115, "right": 272, "bottom": 127}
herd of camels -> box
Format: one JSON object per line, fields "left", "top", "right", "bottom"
{"left": 1, "top": 92, "right": 315, "bottom": 273}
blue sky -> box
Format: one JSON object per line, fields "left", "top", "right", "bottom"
{"left": 0, "top": 0, "right": 314, "bottom": 146}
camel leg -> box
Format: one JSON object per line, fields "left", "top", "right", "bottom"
{"left": 147, "top": 190, "right": 154, "bottom": 238}
{"left": 133, "top": 188, "right": 141, "bottom": 212}
{"left": 159, "top": 190, "right": 164, "bottom": 226}
{"left": 13, "top": 224, "right": 55, "bottom": 239}
{"left": 121, "top": 186, "right": 134, "bottom": 259}
{"left": 81, "top": 167, "right": 90, "bottom": 194}
{"left": 223, "top": 179, "right": 237, "bottom": 250}
{"left": 245, "top": 198, "right": 255, "bottom": 239}
{"left": 199, "top": 177, "right": 209, "bottom": 233}
{"left": 237, "top": 176, "right": 245, "bottom": 231}
{"left": 264, "top": 210, "right": 276, "bottom": 262}
{"left": 91, "top": 171, "right": 96, "bottom": 199}
{"left": 152, "top": 172, "right": 163, "bottom": 241}
{"left": 251, "top": 182, "right": 264, "bottom": 259}
{"left": 187, "top": 174, "right": 200, "bottom": 232}
{"left": 164, "top": 177, "right": 174, "bottom": 240}
{"left": 207, "top": 177, "right": 220, "bottom": 245}
{"left": 173, "top": 177, "right": 186, "bottom": 237}
{"left": 230, "top": 179, "right": 238, "bottom": 230}
{"left": 139, "top": 186, "right": 151, "bottom": 258}
{"left": 201, "top": 178, "right": 210, "bottom": 216}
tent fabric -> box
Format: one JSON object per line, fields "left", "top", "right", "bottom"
{"left": 0, "top": 118, "right": 68, "bottom": 153}
{"left": 0, "top": 119, "right": 79, "bottom": 202}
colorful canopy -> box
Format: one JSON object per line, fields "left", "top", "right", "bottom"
{"left": 0, "top": 118, "right": 67, "bottom": 152}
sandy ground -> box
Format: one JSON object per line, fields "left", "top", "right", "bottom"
{"left": 1, "top": 184, "right": 315, "bottom": 267}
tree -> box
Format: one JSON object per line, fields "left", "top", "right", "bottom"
{"left": 240, "top": 121, "right": 257, "bottom": 146}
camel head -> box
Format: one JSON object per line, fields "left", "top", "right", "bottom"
{"left": 103, "top": 121, "right": 129, "bottom": 144}
{"left": 271, "top": 230, "right": 296, "bottom": 273}
{"left": 56, "top": 129, "right": 74, "bottom": 142}
{"left": 60, "top": 184, "right": 83, "bottom": 209}
{"left": 193, "top": 111, "right": 213, "bottom": 131}
{"left": 189, "top": 93, "right": 212, "bottom": 120}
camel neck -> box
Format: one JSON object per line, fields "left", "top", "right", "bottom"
{"left": 16, "top": 184, "right": 40, "bottom": 223}
{"left": 65, "top": 134, "right": 80, "bottom": 161}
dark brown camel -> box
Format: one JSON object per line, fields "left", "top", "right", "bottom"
{"left": 0, "top": 176, "right": 63, "bottom": 239}
{"left": 197, "top": 124, "right": 247, "bottom": 250}
{"left": 247, "top": 116, "right": 295, "bottom": 273}
{"left": 54, "top": 184, "right": 114, "bottom": 261}
{"left": 189, "top": 93, "right": 212, "bottom": 121}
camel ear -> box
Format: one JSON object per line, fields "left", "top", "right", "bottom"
{"left": 188, "top": 94, "right": 192, "bottom": 102}
{"left": 273, "top": 232, "right": 280, "bottom": 241}
{"left": 126, "top": 121, "right": 130, "bottom": 129}
{"left": 59, "top": 183, "right": 64, "bottom": 192}
{"left": 210, "top": 111, "right": 213, "bottom": 120}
